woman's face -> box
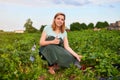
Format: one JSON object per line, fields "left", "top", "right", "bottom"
{"left": 54, "top": 15, "right": 65, "bottom": 27}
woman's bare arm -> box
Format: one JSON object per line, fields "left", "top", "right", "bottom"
{"left": 63, "top": 36, "right": 81, "bottom": 62}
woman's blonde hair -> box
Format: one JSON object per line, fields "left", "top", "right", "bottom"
{"left": 52, "top": 12, "right": 66, "bottom": 33}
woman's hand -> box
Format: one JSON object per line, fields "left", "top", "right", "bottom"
{"left": 76, "top": 55, "right": 82, "bottom": 62}
{"left": 52, "top": 37, "right": 60, "bottom": 44}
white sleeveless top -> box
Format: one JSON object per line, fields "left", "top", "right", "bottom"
{"left": 43, "top": 25, "right": 67, "bottom": 39}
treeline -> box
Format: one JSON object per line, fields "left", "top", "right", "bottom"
{"left": 24, "top": 18, "right": 109, "bottom": 33}
{"left": 70, "top": 21, "right": 109, "bottom": 31}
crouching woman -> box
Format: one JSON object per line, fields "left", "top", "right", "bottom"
{"left": 39, "top": 12, "right": 82, "bottom": 74}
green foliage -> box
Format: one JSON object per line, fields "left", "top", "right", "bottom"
{"left": 24, "top": 18, "right": 38, "bottom": 33}
{"left": 70, "top": 22, "right": 94, "bottom": 31}
{"left": 88, "top": 23, "right": 94, "bottom": 29}
{"left": 0, "top": 30, "right": 120, "bottom": 79}
{"left": 95, "top": 21, "right": 109, "bottom": 28}
{"left": 70, "top": 22, "right": 88, "bottom": 31}
{"left": 70, "top": 21, "right": 109, "bottom": 31}
{"left": 39, "top": 25, "right": 46, "bottom": 32}
{"left": 80, "top": 23, "right": 88, "bottom": 29}
{"left": 68, "top": 30, "right": 120, "bottom": 78}
{"left": 0, "top": 30, "right": 4, "bottom": 32}
{"left": 70, "top": 22, "right": 81, "bottom": 31}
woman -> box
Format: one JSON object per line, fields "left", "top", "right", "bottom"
{"left": 39, "top": 12, "right": 82, "bottom": 74}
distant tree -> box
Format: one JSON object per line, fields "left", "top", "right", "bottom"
{"left": 95, "top": 22, "right": 103, "bottom": 28}
{"left": 24, "top": 18, "right": 32, "bottom": 29}
{"left": 88, "top": 23, "right": 94, "bottom": 29}
{"left": 24, "top": 18, "right": 38, "bottom": 33}
{"left": 80, "top": 23, "right": 87, "bottom": 29}
{"left": 104, "top": 21, "right": 109, "bottom": 27}
{"left": 39, "top": 25, "right": 46, "bottom": 32}
{"left": 70, "top": 22, "right": 81, "bottom": 31}
{"left": 0, "top": 30, "right": 4, "bottom": 32}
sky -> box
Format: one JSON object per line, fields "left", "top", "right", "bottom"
{"left": 0, "top": 0, "right": 120, "bottom": 31}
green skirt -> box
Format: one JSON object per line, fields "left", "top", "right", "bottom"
{"left": 40, "top": 44, "right": 76, "bottom": 67}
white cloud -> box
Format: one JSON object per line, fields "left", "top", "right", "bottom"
{"left": 89, "top": 0, "right": 120, "bottom": 5}
{"left": 0, "top": 0, "right": 120, "bottom": 7}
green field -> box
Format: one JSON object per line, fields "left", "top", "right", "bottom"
{"left": 0, "top": 29, "right": 120, "bottom": 80}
